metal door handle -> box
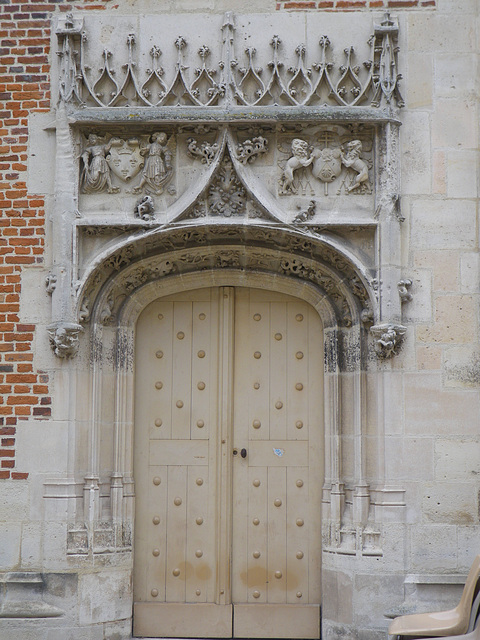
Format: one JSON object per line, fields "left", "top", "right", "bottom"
{"left": 233, "top": 448, "right": 247, "bottom": 458}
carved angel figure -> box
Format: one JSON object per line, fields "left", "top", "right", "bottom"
{"left": 340, "top": 140, "right": 370, "bottom": 192}
{"left": 81, "top": 134, "right": 120, "bottom": 194}
{"left": 280, "top": 138, "right": 313, "bottom": 194}
{"left": 133, "top": 132, "right": 173, "bottom": 195}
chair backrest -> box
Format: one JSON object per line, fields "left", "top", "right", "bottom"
{"left": 467, "top": 578, "right": 480, "bottom": 633}
{"left": 458, "top": 556, "right": 480, "bottom": 623}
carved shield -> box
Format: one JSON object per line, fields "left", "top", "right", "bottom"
{"left": 107, "top": 139, "right": 144, "bottom": 182}
{"left": 311, "top": 147, "right": 342, "bottom": 183}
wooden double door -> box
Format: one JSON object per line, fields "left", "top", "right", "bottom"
{"left": 133, "top": 287, "right": 323, "bottom": 638}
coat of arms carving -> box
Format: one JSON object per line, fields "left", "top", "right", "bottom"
{"left": 106, "top": 138, "right": 144, "bottom": 182}
{"left": 80, "top": 131, "right": 175, "bottom": 195}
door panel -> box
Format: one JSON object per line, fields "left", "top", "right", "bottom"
{"left": 133, "top": 289, "right": 228, "bottom": 637}
{"left": 231, "top": 289, "right": 323, "bottom": 638}
{"left": 134, "top": 287, "right": 323, "bottom": 638}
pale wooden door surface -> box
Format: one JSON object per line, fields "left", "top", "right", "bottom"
{"left": 133, "top": 287, "right": 323, "bottom": 639}
{"left": 133, "top": 288, "right": 232, "bottom": 638}
{"left": 231, "top": 289, "right": 323, "bottom": 639}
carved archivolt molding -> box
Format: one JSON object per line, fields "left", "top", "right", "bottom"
{"left": 75, "top": 224, "right": 375, "bottom": 335}
{"left": 56, "top": 12, "right": 403, "bottom": 110}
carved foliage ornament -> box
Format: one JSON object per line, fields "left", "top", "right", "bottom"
{"left": 56, "top": 12, "right": 404, "bottom": 109}
{"left": 87, "top": 248, "right": 358, "bottom": 330}
{"left": 208, "top": 155, "right": 246, "bottom": 216}
{"left": 398, "top": 279, "right": 413, "bottom": 303}
{"left": 134, "top": 195, "right": 155, "bottom": 221}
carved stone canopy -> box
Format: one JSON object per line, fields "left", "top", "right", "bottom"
{"left": 49, "top": 11, "right": 406, "bottom": 360}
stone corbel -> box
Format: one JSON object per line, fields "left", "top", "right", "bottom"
{"left": 370, "top": 322, "right": 406, "bottom": 358}
{"left": 47, "top": 322, "right": 83, "bottom": 359}
{"left": 398, "top": 279, "right": 413, "bottom": 303}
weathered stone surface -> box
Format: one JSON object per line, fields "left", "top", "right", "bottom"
{"left": 435, "top": 440, "right": 480, "bottom": 481}
{"left": 416, "top": 295, "right": 476, "bottom": 344}
{"left": 422, "top": 483, "right": 478, "bottom": 525}
{"left": 414, "top": 250, "right": 459, "bottom": 293}
{"left": 446, "top": 150, "right": 478, "bottom": 199}
{"left": 409, "top": 525, "right": 458, "bottom": 572}
{"left": 405, "top": 373, "right": 480, "bottom": 435}
{"left": 444, "top": 346, "right": 480, "bottom": 389}
{"left": 78, "top": 571, "right": 132, "bottom": 625}
{"left": 406, "top": 53, "right": 433, "bottom": 109}
{"left": 411, "top": 200, "right": 476, "bottom": 249}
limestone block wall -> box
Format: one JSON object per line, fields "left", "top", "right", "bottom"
{"left": 398, "top": 0, "right": 480, "bottom": 587}
{"left": 0, "top": 1, "right": 478, "bottom": 640}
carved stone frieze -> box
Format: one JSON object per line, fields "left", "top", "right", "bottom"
{"left": 47, "top": 322, "right": 83, "bottom": 358}
{"left": 278, "top": 131, "right": 373, "bottom": 197}
{"left": 323, "top": 521, "right": 382, "bottom": 557}
{"left": 80, "top": 131, "right": 175, "bottom": 196}
{"left": 67, "top": 521, "right": 132, "bottom": 555}
{"left": 56, "top": 12, "right": 403, "bottom": 109}
{"left": 370, "top": 322, "right": 406, "bottom": 358}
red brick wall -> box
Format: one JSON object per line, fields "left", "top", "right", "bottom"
{"left": 277, "top": 0, "right": 436, "bottom": 9}
{"left": 0, "top": 0, "right": 113, "bottom": 480}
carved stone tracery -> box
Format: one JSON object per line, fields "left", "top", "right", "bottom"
{"left": 56, "top": 12, "right": 403, "bottom": 109}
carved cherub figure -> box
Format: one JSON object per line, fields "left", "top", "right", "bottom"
{"left": 133, "top": 132, "right": 173, "bottom": 195}
{"left": 340, "top": 139, "right": 370, "bottom": 192}
{"left": 280, "top": 138, "right": 313, "bottom": 194}
{"left": 81, "top": 134, "right": 120, "bottom": 194}
{"left": 377, "top": 326, "right": 397, "bottom": 357}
